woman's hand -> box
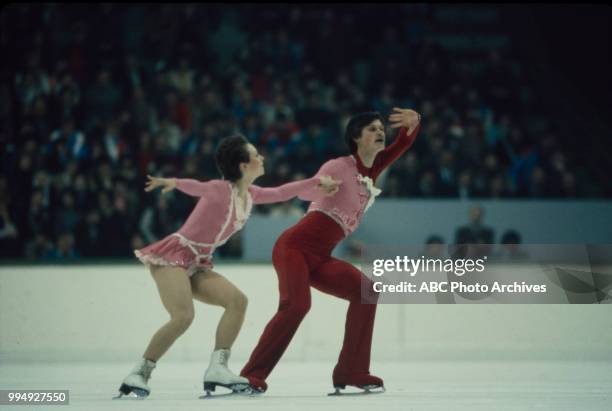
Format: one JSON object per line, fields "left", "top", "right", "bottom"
{"left": 389, "top": 107, "right": 421, "bottom": 133}
{"left": 318, "top": 175, "right": 342, "bottom": 196}
{"left": 145, "top": 175, "right": 176, "bottom": 193}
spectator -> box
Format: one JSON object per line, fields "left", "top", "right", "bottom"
{"left": 75, "top": 210, "right": 103, "bottom": 257}
{"left": 1, "top": 5, "right": 606, "bottom": 260}
{"left": 25, "top": 233, "right": 55, "bottom": 259}
{"left": 55, "top": 191, "right": 80, "bottom": 235}
{"left": 85, "top": 69, "right": 122, "bottom": 128}
{"left": 424, "top": 235, "right": 445, "bottom": 258}
{"left": 496, "top": 230, "right": 529, "bottom": 261}
{"left": 0, "top": 200, "right": 19, "bottom": 257}
{"left": 454, "top": 205, "right": 495, "bottom": 256}
{"left": 49, "top": 232, "right": 79, "bottom": 260}
{"left": 51, "top": 118, "right": 88, "bottom": 160}
{"left": 139, "top": 193, "right": 179, "bottom": 244}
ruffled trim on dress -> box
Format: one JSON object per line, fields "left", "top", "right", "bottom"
{"left": 357, "top": 174, "right": 382, "bottom": 212}
{"left": 134, "top": 250, "right": 178, "bottom": 267}
{"left": 134, "top": 234, "right": 213, "bottom": 277}
{"left": 230, "top": 183, "right": 253, "bottom": 232}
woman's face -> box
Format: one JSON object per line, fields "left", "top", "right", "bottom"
{"left": 241, "top": 144, "right": 265, "bottom": 181}
{"left": 355, "top": 119, "right": 386, "bottom": 155}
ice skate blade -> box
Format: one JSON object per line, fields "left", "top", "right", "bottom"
{"left": 113, "top": 384, "right": 149, "bottom": 400}
{"left": 113, "top": 393, "right": 148, "bottom": 400}
{"left": 200, "top": 383, "right": 256, "bottom": 399}
{"left": 328, "top": 385, "right": 386, "bottom": 396}
{"left": 113, "top": 389, "right": 149, "bottom": 401}
{"left": 199, "top": 389, "right": 262, "bottom": 399}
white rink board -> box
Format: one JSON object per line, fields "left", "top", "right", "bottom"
{"left": 1, "top": 264, "right": 611, "bottom": 363}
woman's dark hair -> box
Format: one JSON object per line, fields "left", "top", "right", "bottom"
{"left": 215, "top": 134, "right": 250, "bottom": 182}
{"left": 344, "top": 111, "right": 384, "bottom": 153}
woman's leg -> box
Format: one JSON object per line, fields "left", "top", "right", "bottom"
{"left": 142, "top": 265, "right": 195, "bottom": 361}
{"left": 190, "top": 270, "right": 248, "bottom": 350}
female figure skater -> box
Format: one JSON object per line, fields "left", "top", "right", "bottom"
{"left": 117, "top": 134, "right": 340, "bottom": 398}
{"left": 240, "top": 107, "right": 421, "bottom": 394}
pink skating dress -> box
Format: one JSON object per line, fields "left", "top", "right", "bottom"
{"left": 135, "top": 177, "right": 324, "bottom": 276}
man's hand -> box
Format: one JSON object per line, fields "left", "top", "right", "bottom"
{"left": 318, "top": 175, "right": 342, "bottom": 196}
{"left": 389, "top": 107, "right": 421, "bottom": 133}
{"left": 145, "top": 175, "right": 176, "bottom": 193}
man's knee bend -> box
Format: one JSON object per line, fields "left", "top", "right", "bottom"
{"left": 291, "top": 300, "right": 311, "bottom": 318}
{"left": 280, "top": 299, "right": 311, "bottom": 319}
{"left": 358, "top": 280, "right": 380, "bottom": 304}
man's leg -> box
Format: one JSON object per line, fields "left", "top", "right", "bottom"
{"left": 311, "top": 257, "right": 380, "bottom": 386}
{"left": 240, "top": 246, "right": 313, "bottom": 390}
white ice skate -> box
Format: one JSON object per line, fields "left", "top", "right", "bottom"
{"left": 114, "top": 358, "right": 156, "bottom": 399}
{"left": 201, "top": 349, "right": 250, "bottom": 397}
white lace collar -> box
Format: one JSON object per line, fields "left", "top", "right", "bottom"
{"left": 358, "top": 175, "right": 382, "bottom": 212}
{"left": 230, "top": 183, "right": 253, "bottom": 229}
{"left": 350, "top": 155, "right": 382, "bottom": 213}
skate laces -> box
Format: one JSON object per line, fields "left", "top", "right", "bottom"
{"left": 219, "top": 350, "right": 228, "bottom": 365}
{"left": 139, "top": 362, "right": 154, "bottom": 381}
{"left": 143, "top": 367, "right": 152, "bottom": 381}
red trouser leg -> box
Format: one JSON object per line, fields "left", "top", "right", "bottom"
{"left": 240, "top": 245, "right": 312, "bottom": 383}
{"left": 310, "top": 257, "right": 379, "bottom": 383}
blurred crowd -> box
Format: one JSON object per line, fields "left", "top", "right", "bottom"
{"left": 0, "top": 5, "right": 604, "bottom": 259}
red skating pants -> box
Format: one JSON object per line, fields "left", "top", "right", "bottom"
{"left": 241, "top": 211, "right": 378, "bottom": 383}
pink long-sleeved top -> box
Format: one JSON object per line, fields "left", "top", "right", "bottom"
{"left": 307, "top": 124, "right": 421, "bottom": 236}
{"left": 167, "top": 177, "right": 323, "bottom": 265}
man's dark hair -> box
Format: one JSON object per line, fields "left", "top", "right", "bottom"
{"left": 215, "top": 134, "right": 250, "bottom": 182}
{"left": 344, "top": 112, "right": 384, "bottom": 153}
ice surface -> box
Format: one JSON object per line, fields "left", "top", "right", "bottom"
{"left": 0, "top": 360, "right": 610, "bottom": 411}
